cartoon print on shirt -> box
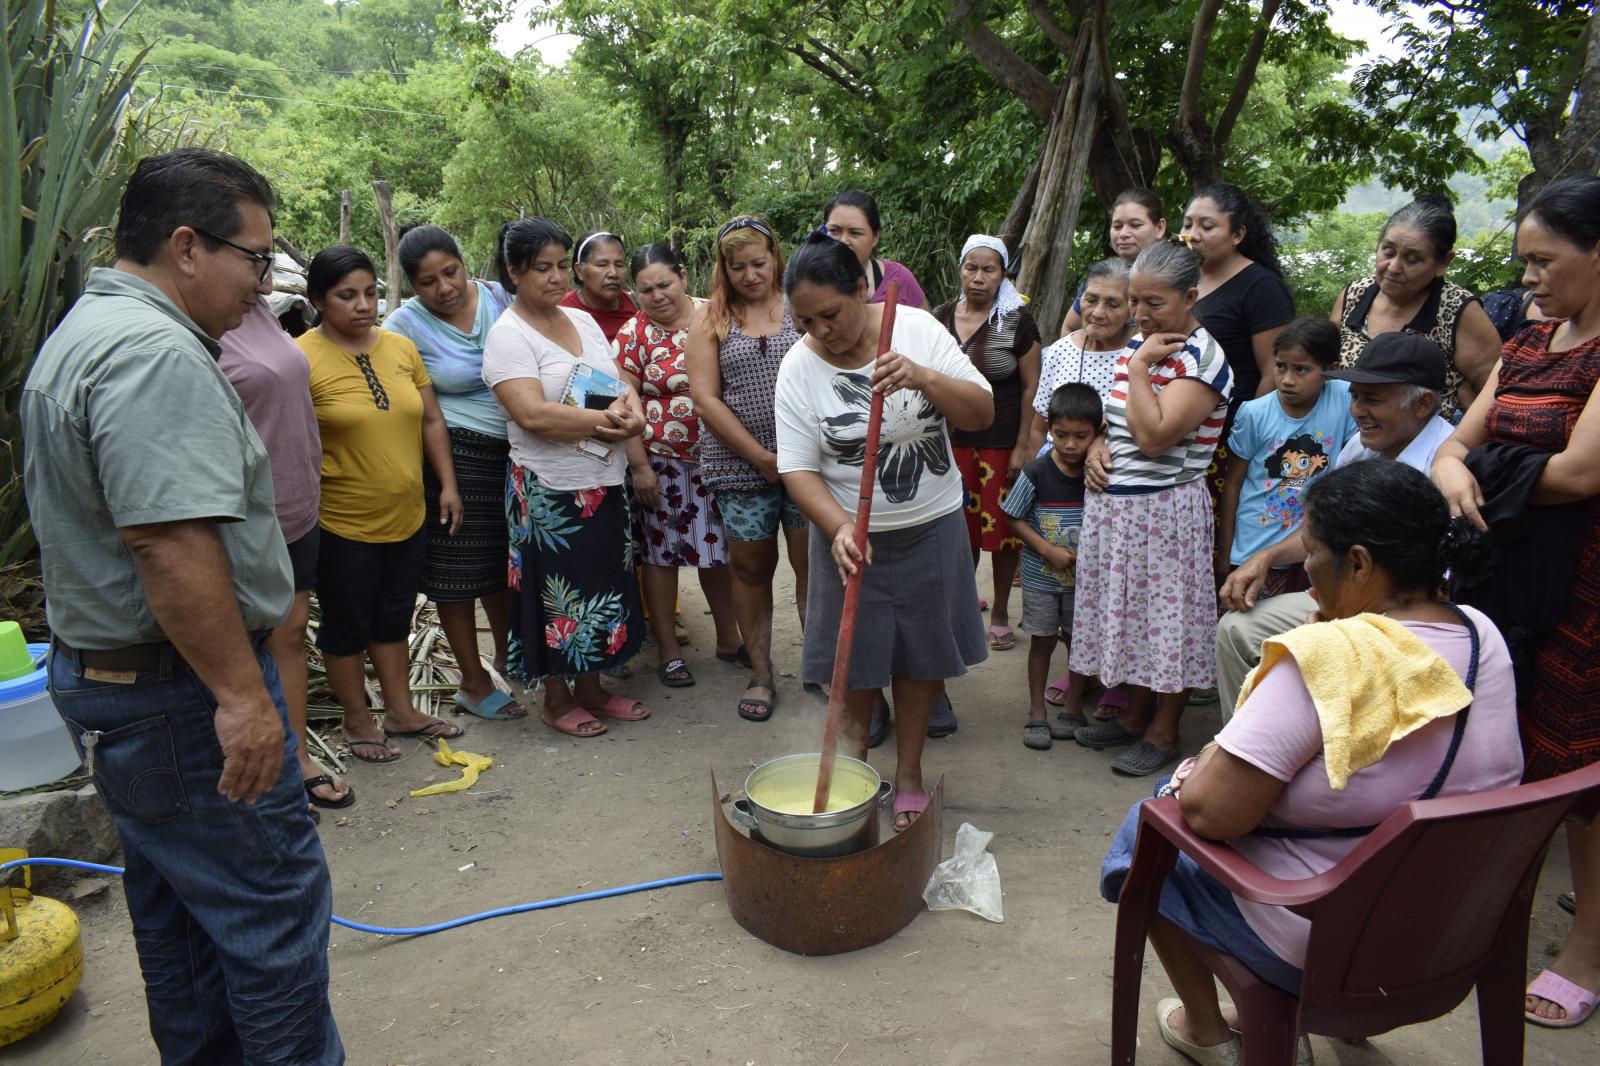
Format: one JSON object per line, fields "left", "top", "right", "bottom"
{"left": 1259, "top": 432, "right": 1331, "bottom": 532}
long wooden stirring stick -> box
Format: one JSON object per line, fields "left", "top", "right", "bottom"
{"left": 813, "top": 283, "right": 901, "bottom": 814}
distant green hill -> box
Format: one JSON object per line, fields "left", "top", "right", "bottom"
{"left": 1339, "top": 114, "right": 1522, "bottom": 236}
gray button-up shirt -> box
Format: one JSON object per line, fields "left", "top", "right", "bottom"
{"left": 22, "top": 268, "right": 293, "bottom": 648}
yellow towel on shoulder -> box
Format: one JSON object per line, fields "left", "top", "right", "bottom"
{"left": 1235, "top": 613, "right": 1471, "bottom": 791}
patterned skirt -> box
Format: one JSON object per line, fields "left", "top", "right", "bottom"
{"left": 952, "top": 446, "right": 1023, "bottom": 553}
{"left": 1520, "top": 501, "right": 1600, "bottom": 781}
{"left": 506, "top": 466, "right": 642, "bottom": 679}
{"left": 636, "top": 456, "right": 728, "bottom": 569}
{"left": 1068, "top": 478, "right": 1218, "bottom": 694}
{"left": 423, "top": 427, "right": 510, "bottom": 603}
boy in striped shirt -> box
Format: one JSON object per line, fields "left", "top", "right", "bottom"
{"left": 1004, "top": 383, "right": 1100, "bottom": 750}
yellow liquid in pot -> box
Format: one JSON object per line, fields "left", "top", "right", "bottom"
{"left": 751, "top": 770, "right": 875, "bottom": 814}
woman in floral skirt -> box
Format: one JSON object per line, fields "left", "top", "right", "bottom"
{"left": 616, "top": 243, "right": 743, "bottom": 685}
{"left": 1069, "top": 241, "right": 1232, "bottom": 777}
{"left": 482, "top": 217, "right": 651, "bottom": 737}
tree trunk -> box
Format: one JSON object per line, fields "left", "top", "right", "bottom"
{"left": 372, "top": 180, "right": 401, "bottom": 315}
{"left": 998, "top": 153, "right": 1043, "bottom": 256}
{"left": 1519, "top": 7, "right": 1600, "bottom": 213}
{"left": 339, "top": 189, "right": 352, "bottom": 245}
{"left": 1087, "top": 0, "right": 1161, "bottom": 209}
{"left": 273, "top": 235, "right": 310, "bottom": 269}
{"left": 1036, "top": 50, "right": 1101, "bottom": 337}
{"left": 1016, "top": 30, "right": 1100, "bottom": 339}
{"left": 1015, "top": 88, "right": 1074, "bottom": 300}
{"left": 655, "top": 114, "right": 690, "bottom": 252}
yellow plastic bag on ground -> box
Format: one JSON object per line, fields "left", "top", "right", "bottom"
{"left": 408, "top": 740, "right": 492, "bottom": 797}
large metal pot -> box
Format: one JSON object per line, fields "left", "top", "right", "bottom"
{"left": 729, "top": 753, "right": 893, "bottom": 858}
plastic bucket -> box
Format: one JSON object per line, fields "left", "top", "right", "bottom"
{"left": 0, "top": 644, "right": 80, "bottom": 791}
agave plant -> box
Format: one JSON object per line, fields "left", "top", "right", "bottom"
{"left": 1, "top": 0, "right": 151, "bottom": 567}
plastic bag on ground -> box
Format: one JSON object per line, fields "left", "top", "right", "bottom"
{"left": 922, "top": 822, "right": 1003, "bottom": 922}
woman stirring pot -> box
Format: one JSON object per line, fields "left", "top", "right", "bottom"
{"left": 776, "top": 232, "right": 994, "bottom": 831}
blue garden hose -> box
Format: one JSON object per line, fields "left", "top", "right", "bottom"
{"left": 0, "top": 857, "right": 722, "bottom": 937}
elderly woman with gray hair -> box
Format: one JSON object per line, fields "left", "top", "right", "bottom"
{"left": 933, "top": 235, "right": 1041, "bottom": 656}
{"left": 1332, "top": 195, "right": 1501, "bottom": 420}
{"left": 1070, "top": 241, "right": 1233, "bottom": 777}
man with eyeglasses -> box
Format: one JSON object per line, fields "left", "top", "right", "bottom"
{"left": 21, "top": 148, "right": 343, "bottom": 1064}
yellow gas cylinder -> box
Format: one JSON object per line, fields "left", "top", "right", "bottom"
{"left": 0, "top": 849, "right": 84, "bottom": 1048}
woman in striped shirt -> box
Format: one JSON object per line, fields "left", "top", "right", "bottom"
{"left": 1068, "top": 241, "right": 1233, "bottom": 777}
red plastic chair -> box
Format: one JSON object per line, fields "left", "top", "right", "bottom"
{"left": 1110, "top": 761, "right": 1600, "bottom": 1065}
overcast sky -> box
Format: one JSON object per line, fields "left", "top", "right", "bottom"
{"left": 495, "top": 0, "right": 1406, "bottom": 66}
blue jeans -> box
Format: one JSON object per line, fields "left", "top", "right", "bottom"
{"left": 49, "top": 645, "right": 343, "bottom": 1066}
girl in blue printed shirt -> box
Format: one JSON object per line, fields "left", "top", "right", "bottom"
{"left": 1218, "top": 316, "right": 1357, "bottom": 597}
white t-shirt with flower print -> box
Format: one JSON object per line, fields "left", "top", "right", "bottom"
{"left": 775, "top": 306, "right": 992, "bottom": 532}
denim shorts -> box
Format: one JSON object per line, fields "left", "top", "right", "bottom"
{"left": 716, "top": 485, "right": 806, "bottom": 542}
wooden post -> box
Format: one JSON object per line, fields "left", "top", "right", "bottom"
{"left": 339, "top": 189, "right": 352, "bottom": 245}
{"left": 372, "top": 180, "right": 400, "bottom": 317}
{"left": 273, "top": 234, "right": 310, "bottom": 269}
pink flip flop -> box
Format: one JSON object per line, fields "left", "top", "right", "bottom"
{"left": 1045, "top": 676, "right": 1071, "bottom": 706}
{"left": 590, "top": 694, "right": 651, "bottom": 721}
{"left": 987, "top": 624, "right": 1016, "bottom": 651}
{"left": 1094, "top": 686, "right": 1130, "bottom": 721}
{"left": 893, "top": 790, "right": 929, "bottom": 832}
{"left": 1526, "top": 969, "right": 1599, "bottom": 1028}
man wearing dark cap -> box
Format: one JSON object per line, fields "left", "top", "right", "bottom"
{"left": 1328, "top": 330, "right": 1457, "bottom": 469}
{"left": 1214, "top": 332, "right": 1456, "bottom": 716}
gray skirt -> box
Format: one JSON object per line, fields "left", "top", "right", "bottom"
{"left": 802, "top": 507, "right": 987, "bottom": 689}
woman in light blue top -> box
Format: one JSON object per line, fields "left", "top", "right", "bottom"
{"left": 385, "top": 224, "right": 522, "bottom": 720}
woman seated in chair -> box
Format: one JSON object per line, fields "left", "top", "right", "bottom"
{"left": 1101, "top": 460, "right": 1519, "bottom": 1065}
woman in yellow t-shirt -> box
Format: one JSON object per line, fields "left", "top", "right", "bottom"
{"left": 298, "top": 245, "right": 466, "bottom": 762}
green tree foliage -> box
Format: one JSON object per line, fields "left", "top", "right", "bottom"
{"left": 435, "top": 61, "right": 636, "bottom": 268}
{"left": 1280, "top": 211, "right": 1388, "bottom": 316}
{"left": 1354, "top": 1, "right": 1598, "bottom": 212}
{"left": 5, "top": 0, "right": 152, "bottom": 566}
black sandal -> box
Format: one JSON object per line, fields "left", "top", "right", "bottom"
{"left": 738, "top": 677, "right": 775, "bottom": 722}
{"left": 716, "top": 644, "right": 754, "bottom": 668}
{"left": 868, "top": 700, "right": 892, "bottom": 748}
{"left": 658, "top": 658, "right": 695, "bottom": 688}
{"left": 304, "top": 774, "right": 355, "bottom": 809}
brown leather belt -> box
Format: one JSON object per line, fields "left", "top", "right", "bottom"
{"left": 52, "top": 631, "right": 271, "bottom": 673}
{"left": 52, "top": 639, "right": 183, "bottom": 673}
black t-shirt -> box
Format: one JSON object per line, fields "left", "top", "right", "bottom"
{"left": 934, "top": 301, "right": 1042, "bottom": 449}
{"left": 1194, "top": 262, "right": 1295, "bottom": 414}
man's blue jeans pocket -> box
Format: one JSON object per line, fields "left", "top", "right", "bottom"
{"left": 59, "top": 712, "right": 190, "bottom": 823}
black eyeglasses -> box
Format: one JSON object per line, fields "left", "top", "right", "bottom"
{"left": 194, "top": 227, "right": 274, "bottom": 284}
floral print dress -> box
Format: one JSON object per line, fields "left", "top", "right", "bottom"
{"left": 507, "top": 467, "right": 642, "bottom": 677}
{"left": 614, "top": 309, "right": 729, "bottom": 569}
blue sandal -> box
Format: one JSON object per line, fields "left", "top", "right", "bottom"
{"left": 452, "top": 690, "right": 525, "bottom": 721}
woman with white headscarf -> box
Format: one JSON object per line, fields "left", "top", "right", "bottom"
{"left": 934, "top": 235, "right": 1040, "bottom": 654}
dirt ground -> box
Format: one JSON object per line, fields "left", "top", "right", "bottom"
{"left": 10, "top": 549, "right": 1598, "bottom": 1066}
